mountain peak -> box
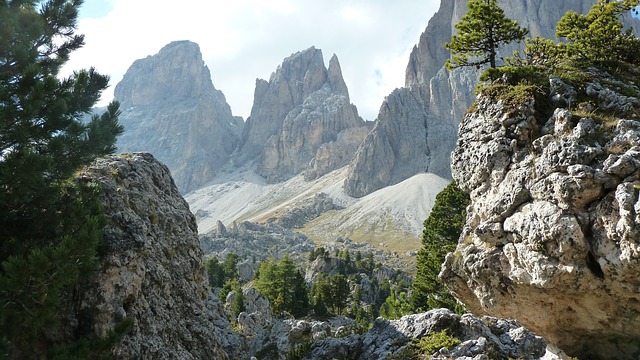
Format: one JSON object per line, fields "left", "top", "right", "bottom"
{"left": 236, "top": 47, "right": 365, "bottom": 181}
{"left": 114, "top": 41, "right": 242, "bottom": 193}
{"left": 114, "top": 39, "right": 215, "bottom": 108}
{"left": 327, "top": 53, "right": 349, "bottom": 99}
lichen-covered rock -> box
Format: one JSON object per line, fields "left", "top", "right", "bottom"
{"left": 442, "top": 73, "right": 640, "bottom": 359}
{"left": 76, "top": 153, "right": 240, "bottom": 359}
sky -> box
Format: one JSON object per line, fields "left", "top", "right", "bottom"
{"left": 62, "top": 0, "right": 441, "bottom": 121}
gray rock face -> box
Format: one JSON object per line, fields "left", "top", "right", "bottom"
{"left": 115, "top": 41, "right": 242, "bottom": 193}
{"left": 441, "top": 72, "right": 640, "bottom": 359}
{"left": 344, "top": 84, "right": 464, "bottom": 197}
{"left": 199, "top": 221, "right": 316, "bottom": 266}
{"left": 344, "top": 0, "right": 625, "bottom": 198}
{"left": 269, "top": 192, "right": 341, "bottom": 228}
{"left": 305, "top": 309, "right": 547, "bottom": 360}
{"left": 304, "top": 124, "right": 372, "bottom": 181}
{"left": 75, "top": 153, "right": 240, "bottom": 359}
{"left": 237, "top": 47, "right": 366, "bottom": 182}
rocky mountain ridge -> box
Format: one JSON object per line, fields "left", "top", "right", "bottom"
{"left": 186, "top": 165, "right": 449, "bottom": 269}
{"left": 236, "top": 47, "right": 369, "bottom": 182}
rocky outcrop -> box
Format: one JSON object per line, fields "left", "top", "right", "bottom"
{"left": 236, "top": 47, "right": 367, "bottom": 182}
{"left": 441, "top": 71, "right": 640, "bottom": 358}
{"left": 344, "top": 0, "right": 634, "bottom": 198}
{"left": 268, "top": 192, "right": 341, "bottom": 228}
{"left": 75, "top": 153, "right": 240, "bottom": 359}
{"left": 114, "top": 41, "right": 242, "bottom": 193}
{"left": 305, "top": 308, "right": 548, "bottom": 360}
{"left": 199, "top": 221, "right": 316, "bottom": 266}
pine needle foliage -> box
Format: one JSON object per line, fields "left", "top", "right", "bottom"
{"left": 410, "top": 181, "right": 469, "bottom": 313}
{"left": 0, "top": 0, "right": 124, "bottom": 357}
{"left": 556, "top": 0, "right": 640, "bottom": 66}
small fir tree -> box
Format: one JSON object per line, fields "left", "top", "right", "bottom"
{"left": 231, "top": 286, "right": 246, "bottom": 319}
{"left": 206, "top": 256, "right": 226, "bottom": 288}
{"left": 310, "top": 274, "right": 331, "bottom": 317}
{"left": 291, "top": 270, "right": 310, "bottom": 318}
{"left": 410, "top": 181, "right": 469, "bottom": 313}
{"left": 445, "top": 0, "right": 528, "bottom": 69}
{"left": 330, "top": 274, "right": 349, "bottom": 315}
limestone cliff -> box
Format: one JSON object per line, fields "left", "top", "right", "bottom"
{"left": 114, "top": 41, "right": 242, "bottom": 193}
{"left": 344, "top": 0, "right": 629, "bottom": 198}
{"left": 441, "top": 68, "right": 640, "bottom": 359}
{"left": 75, "top": 153, "right": 240, "bottom": 359}
{"left": 236, "top": 47, "right": 368, "bottom": 182}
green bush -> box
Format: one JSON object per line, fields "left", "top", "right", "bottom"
{"left": 416, "top": 330, "right": 461, "bottom": 355}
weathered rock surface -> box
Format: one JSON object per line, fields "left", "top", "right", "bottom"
{"left": 442, "top": 72, "right": 640, "bottom": 359}
{"left": 236, "top": 47, "right": 366, "bottom": 182}
{"left": 114, "top": 41, "right": 242, "bottom": 193}
{"left": 344, "top": 84, "right": 464, "bottom": 197}
{"left": 75, "top": 153, "right": 240, "bottom": 359}
{"left": 344, "top": 0, "right": 639, "bottom": 198}
{"left": 199, "top": 220, "right": 316, "bottom": 267}
{"left": 304, "top": 125, "right": 372, "bottom": 181}
{"left": 305, "top": 308, "right": 548, "bottom": 360}
{"left": 225, "top": 285, "right": 355, "bottom": 359}
{"left": 268, "top": 192, "right": 341, "bottom": 229}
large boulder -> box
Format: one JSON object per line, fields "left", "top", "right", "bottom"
{"left": 442, "top": 72, "right": 640, "bottom": 359}
{"left": 75, "top": 153, "right": 240, "bottom": 359}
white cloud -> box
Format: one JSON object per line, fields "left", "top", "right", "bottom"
{"left": 63, "top": 0, "right": 440, "bottom": 120}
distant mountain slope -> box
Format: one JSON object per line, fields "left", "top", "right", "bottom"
{"left": 114, "top": 41, "right": 242, "bottom": 193}
{"left": 186, "top": 165, "right": 447, "bottom": 255}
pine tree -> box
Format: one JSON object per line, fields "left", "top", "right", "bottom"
{"left": 310, "top": 274, "right": 331, "bottom": 317}
{"left": 410, "top": 181, "right": 469, "bottom": 313}
{"left": 0, "top": 0, "right": 123, "bottom": 357}
{"left": 379, "top": 289, "right": 412, "bottom": 320}
{"left": 445, "top": 0, "right": 528, "bottom": 69}
{"left": 255, "top": 256, "right": 310, "bottom": 318}
{"left": 556, "top": 0, "right": 640, "bottom": 65}
{"left": 206, "top": 256, "right": 225, "bottom": 288}
{"left": 222, "top": 253, "right": 239, "bottom": 280}
{"left": 291, "top": 270, "right": 309, "bottom": 318}
{"left": 277, "top": 254, "right": 297, "bottom": 315}
{"left": 231, "top": 286, "right": 246, "bottom": 318}
{"left": 256, "top": 259, "right": 278, "bottom": 305}
{"left": 330, "top": 274, "right": 349, "bottom": 315}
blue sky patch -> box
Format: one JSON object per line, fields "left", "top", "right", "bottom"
{"left": 79, "top": 0, "right": 113, "bottom": 19}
